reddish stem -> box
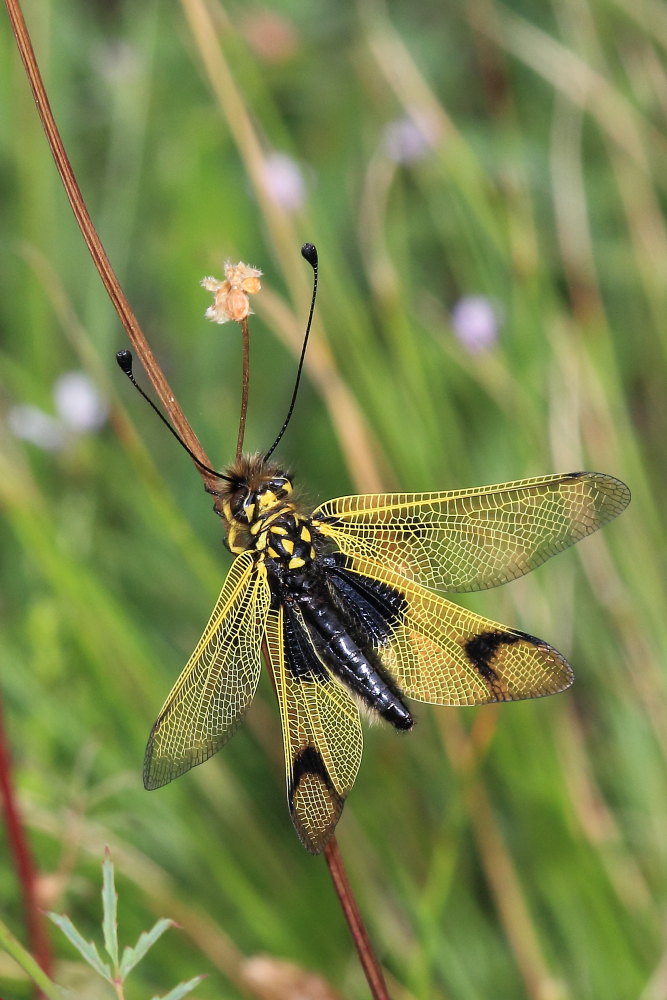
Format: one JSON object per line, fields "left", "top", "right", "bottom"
{"left": 324, "top": 838, "right": 391, "bottom": 1000}
{"left": 0, "top": 697, "right": 53, "bottom": 995}
{"left": 7, "top": 4, "right": 391, "bottom": 997}
{"left": 262, "top": 641, "right": 391, "bottom": 999}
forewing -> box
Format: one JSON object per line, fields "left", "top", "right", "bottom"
{"left": 144, "top": 551, "right": 271, "bottom": 789}
{"left": 313, "top": 472, "right": 630, "bottom": 593}
{"left": 264, "top": 605, "right": 363, "bottom": 854}
{"left": 336, "top": 554, "right": 573, "bottom": 706}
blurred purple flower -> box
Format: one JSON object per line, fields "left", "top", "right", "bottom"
{"left": 261, "top": 153, "right": 306, "bottom": 212}
{"left": 383, "top": 112, "right": 438, "bottom": 164}
{"left": 53, "top": 372, "right": 109, "bottom": 432}
{"left": 8, "top": 405, "right": 66, "bottom": 451}
{"left": 9, "top": 372, "right": 108, "bottom": 452}
{"left": 450, "top": 295, "right": 501, "bottom": 353}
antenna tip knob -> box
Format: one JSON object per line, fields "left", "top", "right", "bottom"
{"left": 116, "top": 349, "right": 134, "bottom": 375}
{"left": 301, "top": 243, "right": 318, "bottom": 269}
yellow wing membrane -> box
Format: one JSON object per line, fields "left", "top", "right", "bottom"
{"left": 144, "top": 551, "right": 271, "bottom": 789}
{"left": 340, "top": 554, "right": 573, "bottom": 705}
{"left": 264, "top": 605, "right": 363, "bottom": 853}
{"left": 313, "top": 472, "right": 630, "bottom": 593}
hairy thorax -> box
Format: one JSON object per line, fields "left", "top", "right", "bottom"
{"left": 216, "top": 454, "right": 320, "bottom": 579}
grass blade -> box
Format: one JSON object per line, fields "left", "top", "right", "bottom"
{"left": 0, "top": 916, "right": 65, "bottom": 1000}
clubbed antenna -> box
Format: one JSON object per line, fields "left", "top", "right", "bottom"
{"left": 263, "top": 243, "right": 319, "bottom": 462}
{"left": 116, "top": 350, "right": 232, "bottom": 481}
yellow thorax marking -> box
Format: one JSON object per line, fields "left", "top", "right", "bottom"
{"left": 227, "top": 523, "right": 246, "bottom": 555}
{"left": 256, "top": 506, "right": 292, "bottom": 529}
{"left": 249, "top": 506, "right": 314, "bottom": 567}
{"left": 258, "top": 490, "right": 280, "bottom": 512}
{"left": 255, "top": 531, "right": 268, "bottom": 551}
{"left": 227, "top": 501, "right": 307, "bottom": 559}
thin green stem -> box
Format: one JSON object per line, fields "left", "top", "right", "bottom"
{"left": 0, "top": 918, "right": 63, "bottom": 1000}
{"left": 236, "top": 316, "right": 250, "bottom": 461}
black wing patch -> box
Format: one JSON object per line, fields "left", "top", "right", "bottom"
{"left": 464, "top": 629, "right": 547, "bottom": 701}
{"left": 264, "top": 605, "right": 363, "bottom": 853}
{"left": 324, "top": 552, "right": 406, "bottom": 646}
{"left": 330, "top": 554, "right": 574, "bottom": 707}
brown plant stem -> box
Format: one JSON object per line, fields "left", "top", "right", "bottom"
{"left": 3, "top": 0, "right": 219, "bottom": 494}
{"left": 8, "top": 5, "right": 392, "bottom": 999}
{"left": 0, "top": 697, "right": 53, "bottom": 997}
{"left": 236, "top": 317, "right": 250, "bottom": 461}
{"left": 324, "top": 838, "right": 391, "bottom": 1000}
{"left": 260, "top": 641, "right": 391, "bottom": 999}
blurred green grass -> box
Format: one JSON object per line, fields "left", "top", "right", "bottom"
{"left": 1, "top": 0, "right": 666, "bottom": 997}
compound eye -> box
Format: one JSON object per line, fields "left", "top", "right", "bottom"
{"left": 231, "top": 489, "right": 253, "bottom": 523}
{"left": 266, "top": 477, "right": 291, "bottom": 497}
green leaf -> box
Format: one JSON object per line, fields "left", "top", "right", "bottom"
{"left": 101, "top": 849, "right": 119, "bottom": 969}
{"left": 119, "top": 918, "right": 174, "bottom": 978}
{"left": 46, "top": 912, "right": 112, "bottom": 982}
{"left": 151, "top": 975, "right": 206, "bottom": 1000}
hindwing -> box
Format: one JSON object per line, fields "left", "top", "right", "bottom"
{"left": 264, "top": 603, "right": 363, "bottom": 854}
{"left": 313, "top": 472, "right": 630, "bottom": 593}
{"left": 328, "top": 554, "right": 573, "bottom": 706}
{"left": 144, "top": 551, "right": 271, "bottom": 789}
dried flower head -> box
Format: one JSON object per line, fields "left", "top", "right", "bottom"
{"left": 201, "top": 261, "right": 263, "bottom": 324}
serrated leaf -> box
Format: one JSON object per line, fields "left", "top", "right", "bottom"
{"left": 101, "top": 850, "right": 119, "bottom": 969}
{"left": 118, "top": 918, "right": 173, "bottom": 978}
{"left": 46, "top": 912, "right": 112, "bottom": 981}
{"left": 151, "top": 974, "right": 206, "bottom": 1000}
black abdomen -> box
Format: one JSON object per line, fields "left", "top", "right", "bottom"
{"left": 295, "top": 592, "right": 413, "bottom": 730}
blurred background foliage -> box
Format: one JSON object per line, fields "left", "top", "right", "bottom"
{"left": 0, "top": 0, "right": 665, "bottom": 997}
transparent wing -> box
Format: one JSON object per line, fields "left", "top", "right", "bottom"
{"left": 144, "top": 551, "right": 271, "bottom": 789}
{"left": 337, "top": 554, "right": 573, "bottom": 706}
{"left": 265, "top": 605, "right": 363, "bottom": 854}
{"left": 313, "top": 472, "right": 630, "bottom": 593}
